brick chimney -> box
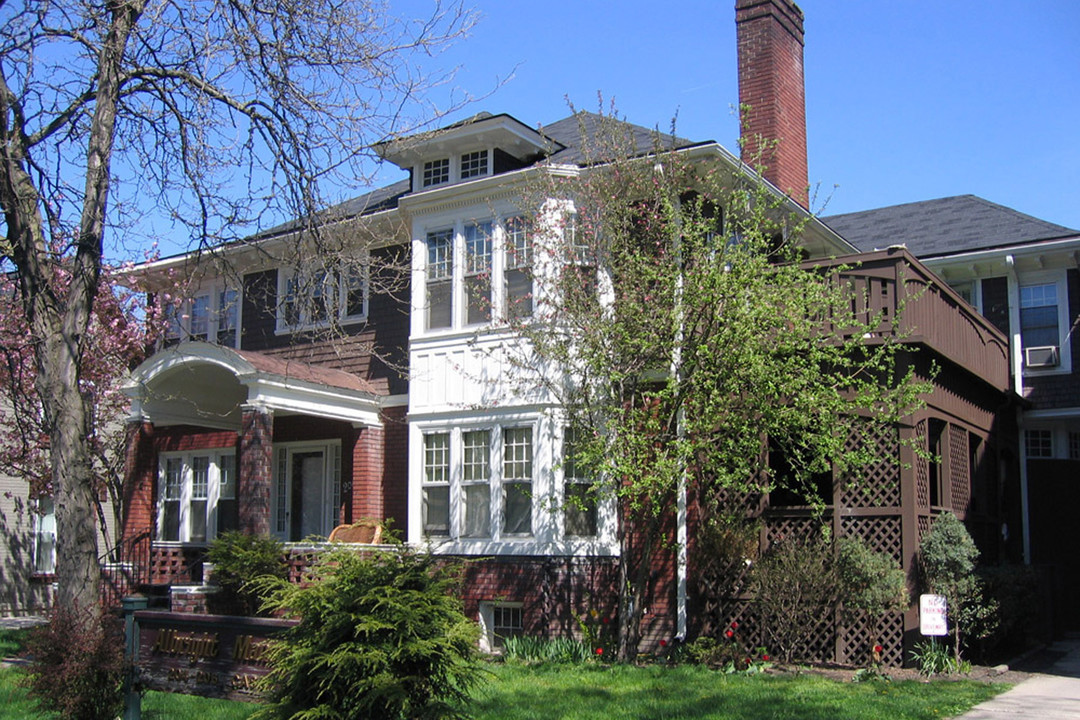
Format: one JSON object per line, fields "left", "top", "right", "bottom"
{"left": 735, "top": 0, "right": 809, "bottom": 207}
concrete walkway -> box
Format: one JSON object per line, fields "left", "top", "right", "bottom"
{"left": 955, "top": 636, "right": 1080, "bottom": 719}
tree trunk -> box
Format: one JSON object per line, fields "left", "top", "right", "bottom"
{"left": 0, "top": 0, "right": 145, "bottom": 623}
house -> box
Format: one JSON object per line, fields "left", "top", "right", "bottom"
{"left": 110, "top": 0, "right": 1024, "bottom": 664}
{"left": 825, "top": 195, "right": 1080, "bottom": 630}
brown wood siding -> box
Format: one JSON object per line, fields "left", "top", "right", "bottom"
{"left": 238, "top": 246, "right": 410, "bottom": 396}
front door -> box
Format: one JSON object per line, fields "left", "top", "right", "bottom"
{"left": 274, "top": 444, "right": 340, "bottom": 541}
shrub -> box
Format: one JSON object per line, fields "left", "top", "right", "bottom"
{"left": 967, "top": 564, "right": 1041, "bottom": 661}
{"left": 919, "top": 512, "right": 985, "bottom": 662}
{"left": 251, "top": 547, "right": 482, "bottom": 720}
{"left": 23, "top": 605, "right": 125, "bottom": 720}
{"left": 910, "top": 638, "right": 970, "bottom": 677}
{"left": 206, "top": 531, "right": 288, "bottom": 616}
{"left": 685, "top": 635, "right": 771, "bottom": 674}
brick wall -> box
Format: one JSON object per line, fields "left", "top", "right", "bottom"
{"left": 239, "top": 407, "right": 273, "bottom": 536}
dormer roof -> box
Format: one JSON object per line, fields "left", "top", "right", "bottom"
{"left": 375, "top": 112, "right": 562, "bottom": 170}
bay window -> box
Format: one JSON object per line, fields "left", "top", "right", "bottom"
{"left": 422, "top": 432, "right": 451, "bottom": 536}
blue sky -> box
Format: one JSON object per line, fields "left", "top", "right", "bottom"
{"left": 385, "top": 0, "right": 1079, "bottom": 229}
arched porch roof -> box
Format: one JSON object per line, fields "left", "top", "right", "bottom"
{"left": 124, "top": 342, "right": 384, "bottom": 429}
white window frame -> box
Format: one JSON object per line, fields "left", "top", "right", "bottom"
{"left": 562, "top": 427, "right": 598, "bottom": 538}
{"left": 276, "top": 255, "right": 370, "bottom": 333}
{"left": 156, "top": 449, "right": 237, "bottom": 544}
{"left": 1012, "top": 269, "right": 1072, "bottom": 376}
{"left": 460, "top": 149, "right": 490, "bottom": 180}
{"left": 164, "top": 283, "right": 242, "bottom": 348}
{"left": 422, "top": 158, "right": 451, "bottom": 188}
{"left": 478, "top": 601, "right": 523, "bottom": 653}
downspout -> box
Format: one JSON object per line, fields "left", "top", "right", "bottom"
{"left": 1005, "top": 254, "right": 1031, "bottom": 564}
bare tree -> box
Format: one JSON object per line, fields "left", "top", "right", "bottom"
{"left": 0, "top": 0, "right": 476, "bottom": 621}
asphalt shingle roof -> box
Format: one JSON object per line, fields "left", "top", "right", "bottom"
{"left": 823, "top": 195, "right": 1078, "bottom": 258}
{"left": 541, "top": 112, "right": 697, "bottom": 166}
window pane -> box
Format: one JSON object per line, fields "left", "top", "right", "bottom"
{"left": 217, "top": 288, "right": 238, "bottom": 346}
{"left": 564, "top": 483, "right": 597, "bottom": 537}
{"left": 34, "top": 498, "right": 56, "bottom": 574}
{"left": 465, "top": 222, "right": 492, "bottom": 324}
{"left": 423, "top": 433, "right": 450, "bottom": 536}
{"left": 427, "top": 230, "right": 453, "bottom": 329}
{"left": 460, "top": 150, "right": 488, "bottom": 179}
{"left": 463, "top": 430, "right": 491, "bottom": 538}
{"left": 503, "top": 482, "right": 532, "bottom": 535}
{"left": 162, "top": 457, "right": 183, "bottom": 541}
{"left": 423, "top": 158, "right": 449, "bottom": 187}
{"left": 281, "top": 274, "right": 299, "bottom": 328}
{"left": 190, "top": 294, "right": 210, "bottom": 341}
{"left": 218, "top": 454, "right": 238, "bottom": 534}
{"left": 343, "top": 263, "right": 367, "bottom": 317}
{"left": 503, "top": 428, "right": 532, "bottom": 535}
{"left": 423, "top": 486, "right": 450, "bottom": 536}
{"left": 463, "top": 484, "right": 491, "bottom": 537}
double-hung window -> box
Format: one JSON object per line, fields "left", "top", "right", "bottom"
{"left": 1020, "top": 283, "right": 1061, "bottom": 368}
{"left": 562, "top": 428, "right": 597, "bottom": 537}
{"left": 426, "top": 230, "right": 454, "bottom": 329}
{"left": 422, "top": 433, "right": 451, "bottom": 537}
{"left": 33, "top": 497, "right": 56, "bottom": 574}
{"left": 158, "top": 451, "right": 238, "bottom": 543}
{"left": 502, "top": 427, "right": 533, "bottom": 535}
{"left": 462, "top": 430, "right": 491, "bottom": 537}
{"left": 465, "top": 221, "right": 493, "bottom": 324}
{"left": 505, "top": 217, "right": 533, "bottom": 319}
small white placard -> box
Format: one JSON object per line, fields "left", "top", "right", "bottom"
{"left": 920, "top": 593, "right": 948, "bottom": 636}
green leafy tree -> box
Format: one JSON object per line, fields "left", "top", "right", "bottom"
{"left": 252, "top": 547, "right": 482, "bottom": 720}
{"left": 510, "top": 108, "right": 928, "bottom": 661}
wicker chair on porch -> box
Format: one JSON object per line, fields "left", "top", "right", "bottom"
{"left": 328, "top": 519, "right": 384, "bottom": 545}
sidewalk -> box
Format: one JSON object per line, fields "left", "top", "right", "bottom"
{"left": 955, "top": 636, "right": 1080, "bottom": 719}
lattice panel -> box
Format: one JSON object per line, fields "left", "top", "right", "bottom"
{"left": 764, "top": 516, "right": 821, "bottom": 548}
{"left": 840, "top": 612, "right": 904, "bottom": 667}
{"left": 712, "top": 602, "right": 836, "bottom": 665}
{"left": 840, "top": 423, "right": 901, "bottom": 509}
{"left": 918, "top": 515, "right": 929, "bottom": 543}
{"left": 841, "top": 515, "right": 903, "bottom": 564}
{"left": 915, "top": 420, "right": 929, "bottom": 508}
{"left": 796, "top": 610, "right": 838, "bottom": 664}
{"left": 949, "top": 425, "right": 970, "bottom": 515}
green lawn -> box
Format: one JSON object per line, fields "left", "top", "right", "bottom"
{"left": 0, "top": 660, "right": 1006, "bottom": 720}
{"left": 470, "top": 662, "right": 1007, "bottom": 720}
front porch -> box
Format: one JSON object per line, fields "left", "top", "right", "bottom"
{"left": 112, "top": 342, "right": 406, "bottom": 605}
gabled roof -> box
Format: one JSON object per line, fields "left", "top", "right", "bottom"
{"left": 823, "top": 195, "right": 1079, "bottom": 259}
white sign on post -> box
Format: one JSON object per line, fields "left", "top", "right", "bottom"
{"left": 920, "top": 594, "right": 948, "bottom": 636}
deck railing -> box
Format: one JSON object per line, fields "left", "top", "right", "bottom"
{"left": 808, "top": 247, "right": 1010, "bottom": 391}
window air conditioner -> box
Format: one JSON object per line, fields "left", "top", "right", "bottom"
{"left": 1025, "top": 345, "right": 1060, "bottom": 368}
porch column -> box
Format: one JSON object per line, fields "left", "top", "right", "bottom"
{"left": 239, "top": 403, "right": 274, "bottom": 536}
{"left": 121, "top": 419, "right": 155, "bottom": 545}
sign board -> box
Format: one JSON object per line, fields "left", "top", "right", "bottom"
{"left": 919, "top": 593, "right": 948, "bottom": 636}
{"left": 134, "top": 610, "right": 295, "bottom": 701}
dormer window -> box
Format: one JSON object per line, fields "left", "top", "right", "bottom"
{"left": 460, "top": 150, "right": 489, "bottom": 180}
{"left": 423, "top": 158, "right": 450, "bottom": 188}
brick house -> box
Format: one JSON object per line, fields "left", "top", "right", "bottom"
{"left": 109, "top": 0, "right": 1033, "bottom": 665}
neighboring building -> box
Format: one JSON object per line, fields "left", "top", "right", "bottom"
{"left": 0, "top": 476, "right": 55, "bottom": 614}
{"left": 826, "top": 195, "right": 1080, "bottom": 629}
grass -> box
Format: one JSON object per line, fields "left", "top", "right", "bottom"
{"left": 0, "top": 658, "right": 1006, "bottom": 720}
{"left": 470, "top": 662, "right": 1008, "bottom": 720}
{"left": 0, "top": 628, "right": 33, "bottom": 658}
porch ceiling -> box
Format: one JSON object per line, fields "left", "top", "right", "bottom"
{"left": 125, "top": 342, "right": 383, "bottom": 429}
